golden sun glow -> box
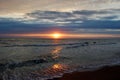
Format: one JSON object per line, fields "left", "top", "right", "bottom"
{"left": 52, "top": 33, "right": 61, "bottom": 39}
{"left": 4, "top": 33, "right": 119, "bottom": 39}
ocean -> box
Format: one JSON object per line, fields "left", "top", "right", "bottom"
{"left": 0, "top": 38, "right": 120, "bottom": 80}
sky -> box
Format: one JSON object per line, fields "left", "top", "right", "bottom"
{"left": 0, "top": 0, "right": 120, "bottom": 38}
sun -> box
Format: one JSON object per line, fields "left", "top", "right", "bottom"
{"left": 52, "top": 33, "right": 61, "bottom": 39}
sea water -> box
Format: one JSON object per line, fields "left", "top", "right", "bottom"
{"left": 0, "top": 38, "right": 120, "bottom": 80}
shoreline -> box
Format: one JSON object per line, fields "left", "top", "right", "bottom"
{"left": 48, "top": 65, "right": 120, "bottom": 80}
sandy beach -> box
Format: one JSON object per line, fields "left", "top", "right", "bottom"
{"left": 49, "top": 65, "right": 120, "bottom": 80}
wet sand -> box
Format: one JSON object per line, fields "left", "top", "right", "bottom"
{"left": 49, "top": 65, "right": 120, "bottom": 80}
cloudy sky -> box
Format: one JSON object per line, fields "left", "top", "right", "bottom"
{"left": 0, "top": 0, "right": 120, "bottom": 38}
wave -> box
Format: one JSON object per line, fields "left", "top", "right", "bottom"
{"left": 0, "top": 55, "right": 70, "bottom": 73}
{"left": 0, "top": 59, "right": 47, "bottom": 73}
{"left": 1, "top": 58, "right": 120, "bottom": 80}
{"left": 0, "top": 42, "right": 116, "bottom": 47}
{"left": 1, "top": 42, "right": 82, "bottom": 47}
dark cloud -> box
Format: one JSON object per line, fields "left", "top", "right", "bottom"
{"left": 77, "top": 20, "right": 120, "bottom": 29}
{"left": 26, "top": 9, "right": 120, "bottom": 24}
{"left": 73, "top": 10, "right": 108, "bottom": 16}
{"left": 0, "top": 18, "right": 59, "bottom": 34}
{"left": 100, "top": 16, "right": 118, "bottom": 20}
{"left": 0, "top": 17, "right": 120, "bottom": 35}
{"left": 27, "top": 11, "right": 73, "bottom": 20}
{"left": 0, "top": 9, "right": 120, "bottom": 35}
{"left": 27, "top": 9, "right": 120, "bottom": 18}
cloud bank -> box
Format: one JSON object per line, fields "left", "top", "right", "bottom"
{"left": 0, "top": 9, "right": 120, "bottom": 35}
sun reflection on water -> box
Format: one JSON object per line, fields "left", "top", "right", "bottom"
{"left": 50, "top": 63, "right": 69, "bottom": 74}
{"left": 51, "top": 39, "right": 63, "bottom": 59}
{"left": 51, "top": 46, "right": 62, "bottom": 59}
{"left": 52, "top": 64, "right": 64, "bottom": 70}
